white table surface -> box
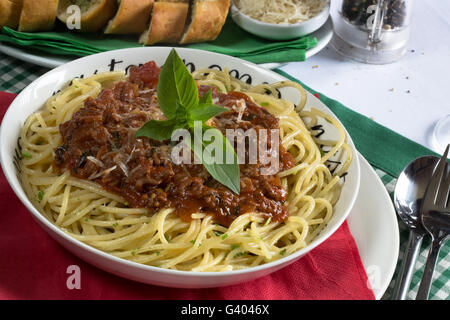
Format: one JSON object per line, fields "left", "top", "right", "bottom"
{"left": 280, "top": 0, "right": 450, "bottom": 154}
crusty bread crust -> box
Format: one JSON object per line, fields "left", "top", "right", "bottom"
{"left": 180, "top": 0, "right": 230, "bottom": 44}
{"left": 2, "top": 0, "right": 229, "bottom": 44}
{"left": 57, "top": 0, "right": 117, "bottom": 32}
{"left": 105, "top": 0, "right": 154, "bottom": 34}
{"left": 140, "top": 1, "right": 189, "bottom": 45}
{"left": 0, "top": 0, "right": 23, "bottom": 29}
{"left": 18, "top": 0, "right": 59, "bottom": 32}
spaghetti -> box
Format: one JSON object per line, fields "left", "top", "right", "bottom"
{"left": 19, "top": 63, "right": 352, "bottom": 272}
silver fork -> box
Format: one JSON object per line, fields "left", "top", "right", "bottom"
{"left": 416, "top": 145, "right": 450, "bottom": 300}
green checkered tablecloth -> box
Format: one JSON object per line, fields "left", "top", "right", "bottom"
{"left": 0, "top": 52, "right": 448, "bottom": 300}
{"left": 376, "top": 168, "right": 450, "bottom": 300}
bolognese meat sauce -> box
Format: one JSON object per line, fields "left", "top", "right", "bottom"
{"left": 54, "top": 61, "right": 295, "bottom": 226}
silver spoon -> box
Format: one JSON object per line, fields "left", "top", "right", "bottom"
{"left": 393, "top": 155, "right": 440, "bottom": 300}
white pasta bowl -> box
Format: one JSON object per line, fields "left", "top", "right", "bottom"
{"left": 0, "top": 47, "right": 359, "bottom": 288}
{"left": 230, "top": 0, "right": 330, "bottom": 40}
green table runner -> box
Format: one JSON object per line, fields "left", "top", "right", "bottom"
{"left": 0, "top": 53, "right": 448, "bottom": 300}
{"left": 0, "top": 17, "right": 317, "bottom": 64}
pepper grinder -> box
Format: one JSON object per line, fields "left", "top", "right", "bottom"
{"left": 331, "top": 0, "right": 413, "bottom": 64}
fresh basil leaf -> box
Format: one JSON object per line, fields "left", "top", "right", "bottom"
{"left": 157, "top": 49, "right": 199, "bottom": 118}
{"left": 199, "top": 89, "right": 213, "bottom": 105}
{"left": 136, "top": 50, "right": 241, "bottom": 194}
{"left": 135, "top": 118, "right": 178, "bottom": 141}
{"left": 189, "top": 124, "right": 240, "bottom": 194}
{"left": 188, "top": 104, "right": 228, "bottom": 124}
{"left": 175, "top": 101, "right": 189, "bottom": 127}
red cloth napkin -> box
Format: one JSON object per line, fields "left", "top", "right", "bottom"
{"left": 0, "top": 92, "right": 375, "bottom": 300}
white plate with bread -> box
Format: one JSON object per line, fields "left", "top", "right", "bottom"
{"left": 1, "top": 0, "right": 230, "bottom": 43}
{"left": 0, "top": 0, "right": 333, "bottom": 69}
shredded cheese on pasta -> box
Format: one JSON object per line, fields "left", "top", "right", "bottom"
{"left": 234, "top": 0, "right": 327, "bottom": 24}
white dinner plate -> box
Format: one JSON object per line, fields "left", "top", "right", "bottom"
{"left": 0, "top": 18, "right": 333, "bottom": 70}
{"left": 348, "top": 153, "right": 399, "bottom": 299}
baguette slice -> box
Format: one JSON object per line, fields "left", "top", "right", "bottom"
{"left": 180, "top": 0, "right": 230, "bottom": 44}
{"left": 18, "top": 0, "right": 59, "bottom": 32}
{"left": 105, "top": 0, "right": 154, "bottom": 34}
{"left": 57, "top": 0, "right": 117, "bottom": 32}
{"left": 139, "top": 0, "right": 189, "bottom": 45}
{"left": 0, "top": 0, "right": 23, "bottom": 29}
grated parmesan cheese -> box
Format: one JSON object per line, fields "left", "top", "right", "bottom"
{"left": 234, "top": 0, "right": 327, "bottom": 24}
{"left": 234, "top": 99, "right": 247, "bottom": 122}
{"left": 87, "top": 156, "right": 104, "bottom": 168}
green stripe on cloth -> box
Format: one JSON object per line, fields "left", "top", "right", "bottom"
{"left": 0, "top": 55, "right": 47, "bottom": 93}
{"left": 274, "top": 69, "right": 441, "bottom": 177}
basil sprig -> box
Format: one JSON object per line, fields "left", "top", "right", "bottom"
{"left": 135, "top": 49, "right": 240, "bottom": 194}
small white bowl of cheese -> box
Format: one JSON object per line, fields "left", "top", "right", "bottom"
{"left": 230, "top": 0, "right": 330, "bottom": 40}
